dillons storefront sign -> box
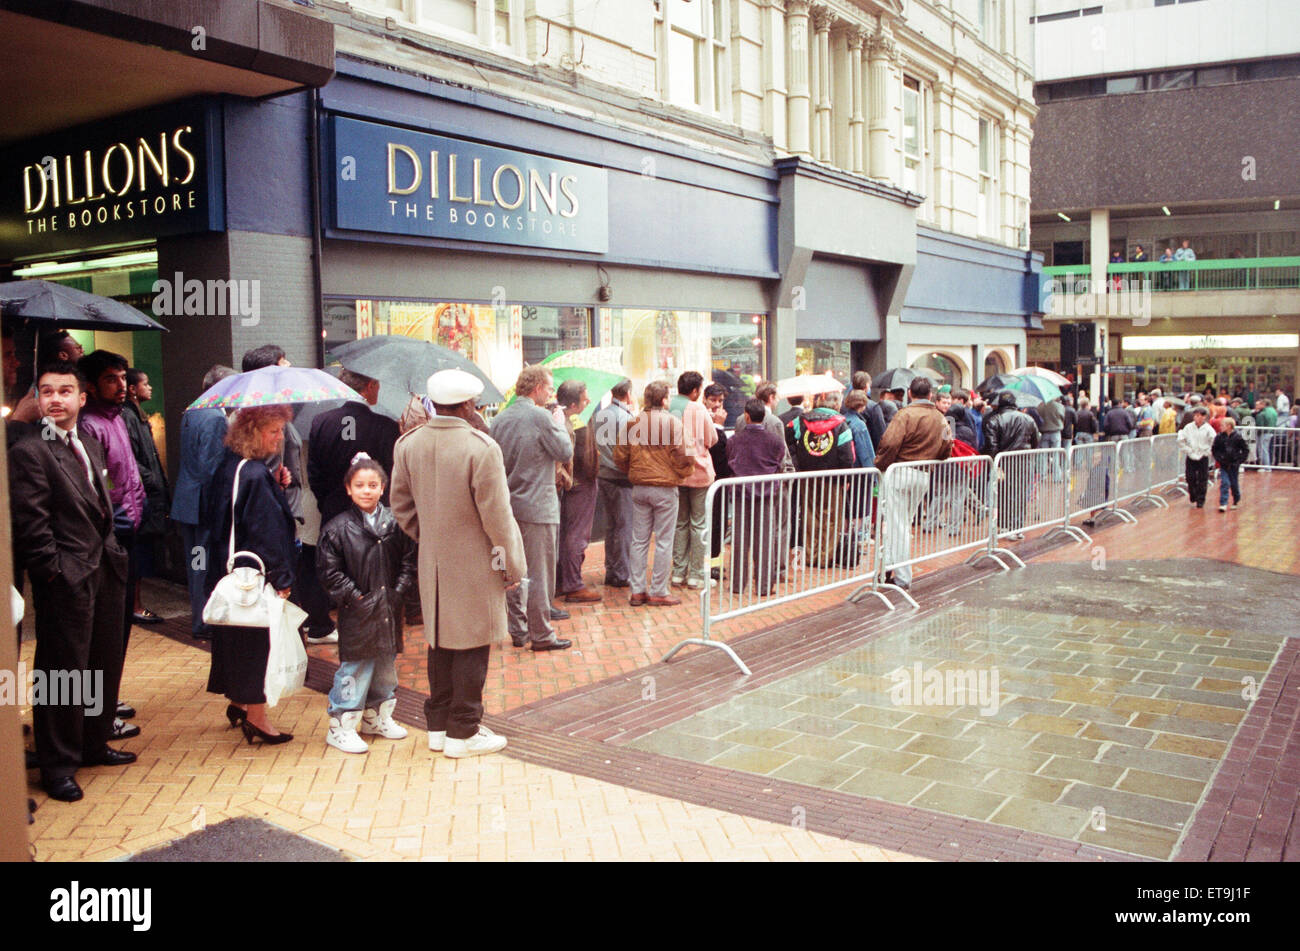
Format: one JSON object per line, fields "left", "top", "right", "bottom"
{"left": 330, "top": 116, "right": 608, "bottom": 254}
{"left": 0, "top": 99, "right": 225, "bottom": 258}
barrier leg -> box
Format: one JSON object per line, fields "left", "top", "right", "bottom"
{"left": 661, "top": 638, "right": 752, "bottom": 676}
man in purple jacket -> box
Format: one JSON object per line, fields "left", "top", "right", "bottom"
{"left": 78, "top": 350, "right": 146, "bottom": 741}
{"left": 725, "top": 399, "right": 787, "bottom": 597}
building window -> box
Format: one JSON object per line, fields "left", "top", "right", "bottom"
{"left": 979, "top": 0, "right": 1002, "bottom": 50}
{"left": 902, "top": 77, "right": 922, "bottom": 194}
{"left": 978, "top": 117, "right": 998, "bottom": 237}
{"left": 660, "top": 0, "right": 727, "bottom": 113}
{"left": 611, "top": 308, "right": 765, "bottom": 423}
{"left": 425, "top": 0, "right": 475, "bottom": 33}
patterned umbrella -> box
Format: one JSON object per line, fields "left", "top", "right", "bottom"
{"left": 1011, "top": 365, "right": 1071, "bottom": 386}
{"left": 186, "top": 366, "right": 363, "bottom": 411}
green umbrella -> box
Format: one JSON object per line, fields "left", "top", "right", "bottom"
{"left": 1001, "top": 375, "right": 1062, "bottom": 403}
{"left": 500, "top": 366, "right": 625, "bottom": 424}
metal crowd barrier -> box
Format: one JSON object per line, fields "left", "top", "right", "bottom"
{"left": 864, "top": 457, "right": 1009, "bottom": 611}
{"left": 1148, "top": 433, "right": 1187, "bottom": 502}
{"left": 1115, "top": 436, "right": 1158, "bottom": 510}
{"left": 1065, "top": 441, "right": 1129, "bottom": 528}
{"left": 1241, "top": 425, "right": 1300, "bottom": 470}
{"left": 672, "top": 433, "right": 1212, "bottom": 677}
{"left": 990, "top": 447, "right": 1082, "bottom": 550}
{"left": 663, "top": 468, "right": 881, "bottom": 675}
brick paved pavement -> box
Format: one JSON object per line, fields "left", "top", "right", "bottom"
{"left": 19, "top": 467, "right": 1299, "bottom": 861}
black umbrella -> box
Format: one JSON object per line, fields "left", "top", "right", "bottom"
{"left": 873, "top": 367, "right": 918, "bottom": 392}
{"left": 993, "top": 387, "right": 1044, "bottom": 409}
{"left": 0, "top": 279, "right": 166, "bottom": 331}
{"left": 329, "top": 335, "right": 505, "bottom": 406}
{"left": 977, "top": 373, "right": 1020, "bottom": 395}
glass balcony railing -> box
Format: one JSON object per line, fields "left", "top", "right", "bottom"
{"left": 1043, "top": 256, "right": 1300, "bottom": 292}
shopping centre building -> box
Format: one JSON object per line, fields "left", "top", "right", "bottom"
{"left": 1027, "top": 0, "right": 1300, "bottom": 402}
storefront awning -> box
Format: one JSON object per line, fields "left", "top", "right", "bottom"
{"left": 0, "top": 0, "right": 333, "bottom": 147}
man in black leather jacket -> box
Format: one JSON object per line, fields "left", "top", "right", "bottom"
{"left": 983, "top": 392, "right": 1040, "bottom": 538}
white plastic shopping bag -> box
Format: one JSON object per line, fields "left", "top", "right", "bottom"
{"left": 264, "top": 595, "right": 309, "bottom": 707}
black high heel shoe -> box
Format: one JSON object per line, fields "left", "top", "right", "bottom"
{"left": 225, "top": 704, "right": 247, "bottom": 728}
{"left": 240, "top": 720, "right": 293, "bottom": 745}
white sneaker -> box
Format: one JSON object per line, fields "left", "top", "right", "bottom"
{"left": 443, "top": 725, "right": 507, "bottom": 758}
{"left": 428, "top": 730, "right": 446, "bottom": 752}
{"left": 307, "top": 629, "right": 339, "bottom": 645}
{"left": 670, "top": 575, "right": 686, "bottom": 586}
{"left": 326, "top": 711, "right": 368, "bottom": 753}
{"left": 360, "top": 699, "right": 408, "bottom": 739}
{"left": 685, "top": 578, "right": 717, "bottom": 590}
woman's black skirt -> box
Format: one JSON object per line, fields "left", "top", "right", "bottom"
{"left": 206, "top": 623, "right": 270, "bottom": 705}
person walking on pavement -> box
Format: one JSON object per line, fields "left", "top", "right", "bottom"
{"left": 592, "top": 378, "right": 635, "bottom": 588}
{"left": 873, "top": 377, "right": 953, "bottom": 589}
{"left": 1178, "top": 406, "right": 1215, "bottom": 509}
{"left": 614, "top": 381, "right": 693, "bottom": 606}
{"left": 555, "top": 379, "right": 602, "bottom": 604}
{"left": 1212, "top": 416, "right": 1249, "bottom": 512}
{"left": 391, "top": 370, "right": 528, "bottom": 757}
{"left": 490, "top": 366, "right": 574, "bottom": 651}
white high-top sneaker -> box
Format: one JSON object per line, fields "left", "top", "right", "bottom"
{"left": 443, "top": 725, "right": 507, "bottom": 758}
{"left": 428, "top": 730, "right": 445, "bottom": 752}
{"left": 326, "top": 711, "right": 369, "bottom": 753}
{"left": 360, "top": 699, "right": 408, "bottom": 739}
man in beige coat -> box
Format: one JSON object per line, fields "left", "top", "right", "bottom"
{"left": 391, "top": 369, "right": 528, "bottom": 758}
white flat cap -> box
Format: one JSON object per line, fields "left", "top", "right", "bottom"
{"left": 427, "top": 368, "right": 484, "bottom": 405}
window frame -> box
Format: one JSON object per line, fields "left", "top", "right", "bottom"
{"left": 659, "top": 0, "right": 729, "bottom": 116}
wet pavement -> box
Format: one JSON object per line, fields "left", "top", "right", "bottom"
{"left": 629, "top": 592, "right": 1281, "bottom": 859}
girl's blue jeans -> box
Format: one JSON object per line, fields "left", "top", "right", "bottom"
{"left": 328, "top": 654, "right": 398, "bottom": 716}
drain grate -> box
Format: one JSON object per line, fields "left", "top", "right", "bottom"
{"left": 128, "top": 817, "right": 348, "bottom": 862}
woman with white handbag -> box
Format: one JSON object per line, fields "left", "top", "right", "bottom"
{"left": 203, "top": 405, "right": 299, "bottom": 745}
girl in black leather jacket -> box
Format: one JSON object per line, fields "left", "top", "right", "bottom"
{"left": 316, "top": 453, "right": 417, "bottom": 753}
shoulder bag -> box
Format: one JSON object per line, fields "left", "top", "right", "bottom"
{"left": 201, "top": 459, "right": 275, "bottom": 627}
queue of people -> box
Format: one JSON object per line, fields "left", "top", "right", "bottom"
{"left": 10, "top": 330, "right": 1290, "bottom": 802}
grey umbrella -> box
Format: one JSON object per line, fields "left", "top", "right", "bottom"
{"left": 0, "top": 279, "right": 166, "bottom": 331}
{"left": 329, "top": 335, "right": 505, "bottom": 406}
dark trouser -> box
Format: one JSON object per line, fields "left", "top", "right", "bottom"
{"left": 293, "top": 543, "right": 335, "bottom": 637}
{"left": 182, "top": 522, "right": 211, "bottom": 636}
{"left": 731, "top": 491, "right": 776, "bottom": 595}
{"left": 1185, "top": 457, "right": 1210, "bottom": 505}
{"left": 998, "top": 475, "right": 1028, "bottom": 532}
{"left": 557, "top": 479, "right": 599, "bottom": 594}
{"left": 424, "top": 645, "right": 490, "bottom": 740}
{"left": 31, "top": 562, "right": 126, "bottom": 780}
{"left": 507, "top": 521, "right": 556, "bottom": 643}
{"left": 113, "top": 526, "right": 136, "bottom": 655}
{"left": 597, "top": 478, "right": 633, "bottom": 584}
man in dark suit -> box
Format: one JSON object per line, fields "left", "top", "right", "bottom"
{"left": 9, "top": 364, "right": 134, "bottom": 802}
{"left": 308, "top": 368, "right": 399, "bottom": 527}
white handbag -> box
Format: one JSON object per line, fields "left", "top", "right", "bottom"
{"left": 202, "top": 459, "right": 275, "bottom": 628}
